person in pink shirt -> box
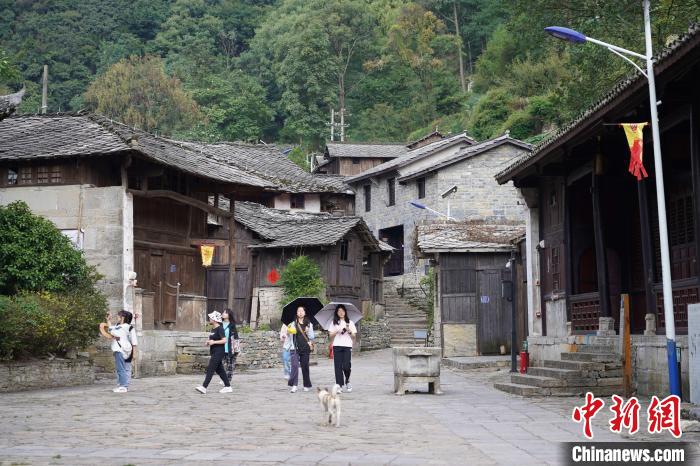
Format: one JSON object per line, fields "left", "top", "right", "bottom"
{"left": 327, "top": 305, "right": 357, "bottom": 392}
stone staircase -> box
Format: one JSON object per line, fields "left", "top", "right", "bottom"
{"left": 384, "top": 284, "right": 430, "bottom": 346}
{"left": 494, "top": 344, "right": 623, "bottom": 397}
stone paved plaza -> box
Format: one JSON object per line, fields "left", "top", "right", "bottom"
{"left": 0, "top": 349, "right": 697, "bottom": 465}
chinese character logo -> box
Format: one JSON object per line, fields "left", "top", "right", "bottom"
{"left": 572, "top": 392, "right": 605, "bottom": 439}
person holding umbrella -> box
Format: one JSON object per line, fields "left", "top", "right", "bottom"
{"left": 328, "top": 305, "right": 357, "bottom": 392}
{"left": 287, "top": 306, "right": 315, "bottom": 393}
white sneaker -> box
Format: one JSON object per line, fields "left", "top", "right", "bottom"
{"left": 195, "top": 386, "right": 207, "bottom": 394}
{"left": 346, "top": 383, "right": 352, "bottom": 392}
{"left": 303, "top": 387, "right": 310, "bottom": 392}
{"left": 219, "top": 386, "right": 233, "bottom": 393}
{"left": 113, "top": 386, "right": 128, "bottom": 393}
{"left": 337, "top": 385, "right": 344, "bottom": 393}
{"left": 290, "top": 386, "right": 298, "bottom": 393}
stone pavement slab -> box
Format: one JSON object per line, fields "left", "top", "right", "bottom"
{"left": 0, "top": 348, "right": 697, "bottom": 465}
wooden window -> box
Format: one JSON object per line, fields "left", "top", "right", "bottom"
{"left": 50, "top": 166, "right": 62, "bottom": 183}
{"left": 37, "top": 166, "right": 49, "bottom": 184}
{"left": 340, "top": 239, "right": 349, "bottom": 261}
{"left": 7, "top": 168, "right": 18, "bottom": 185}
{"left": 417, "top": 177, "right": 426, "bottom": 199}
{"left": 387, "top": 177, "right": 396, "bottom": 206}
{"left": 290, "top": 194, "right": 305, "bottom": 209}
{"left": 19, "top": 167, "right": 32, "bottom": 184}
{"left": 364, "top": 185, "right": 371, "bottom": 212}
{"left": 352, "top": 158, "right": 360, "bottom": 164}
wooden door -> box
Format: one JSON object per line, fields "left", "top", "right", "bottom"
{"left": 232, "top": 267, "right": 251, "bottom": 324}
{"left": 477, "top": 268, "right": 510, "bottom": 355}
{"left": 206, "top": 266, "right": 229, "bottom": 314}
{"left": 440, "top": 255, "right": 477, "bottom": 323}
{"left": 149, "top": 252, "right": 164, "bottom": 322}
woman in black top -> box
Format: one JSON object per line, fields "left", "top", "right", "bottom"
{"left": 221, "top": 308, "right": 239, "bottom": 385}
{"left": 195, "top": 311, "right": 231, "bottom": 394}
{"left": 287, "top": 306, "right": 315, "bottom": 393}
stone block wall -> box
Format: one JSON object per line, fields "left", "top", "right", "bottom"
{"left": 352, "top": 143, "right": 527, "bottom": 274}
{"left": 359, "top": 319, "right": 391, "bottom": 351}
{"left": 0, "top": 185, "right": 130, "bottom": 313}
{"left": 0, "top": 358, "right": 95, "bottom": 393}
{"left": 251, "top": 286, "right": 285, "bottom": 328}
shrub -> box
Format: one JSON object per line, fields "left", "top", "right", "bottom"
{"left": 0, "top": 289, "right": 106, "bottom": 360}
{"left": 279, "top": 255, "right": 326, "bottom": 305}
{"left": 0, "top": 201, "right": 95, "bottom": 294}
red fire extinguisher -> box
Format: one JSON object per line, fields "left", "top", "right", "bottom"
{"left": 519, "top": 340, "right": 529, "bottom": 373}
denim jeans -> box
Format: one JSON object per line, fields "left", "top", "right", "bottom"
{"left": 114, "top": 351, "right": 129, "bottom": 387}
{"left": 282, "top": 350, "right": 291, "bottom": 377}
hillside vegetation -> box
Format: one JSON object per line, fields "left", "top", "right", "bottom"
{"left": 1, "top": 0, "right": 698, "bottom": 150}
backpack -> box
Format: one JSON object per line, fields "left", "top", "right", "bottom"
{"left": 119, "top": 324, "right": 134, "bottom": 363}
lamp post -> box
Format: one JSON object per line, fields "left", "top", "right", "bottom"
{"left": 545, "top": 0, "right": 680, "bottom": 396}
{"left": 409, "top": 201, "right": 455, "bottom": 220}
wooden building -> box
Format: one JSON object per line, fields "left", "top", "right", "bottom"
{"left": 314, "top": 142, "right": 407, "bottom": 176}
{"left": 415, "top": 221, "right": 525, "bottom": 356}
{"left": 0, "top": 113, "right": 361, "bottom": 331}
{"left": 495, "top": 24, "right": 700, "bottom": 396}
{"left": 227, "top": 202, "right": 392, "bottom": 327}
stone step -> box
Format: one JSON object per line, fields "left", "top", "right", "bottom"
{"left": 493, "top": 382, "right": 546, "bottom": 396}
{"left": 561, "top": 352, "right": 618, "bottom": 362}
{"left": 543, "top": 359, "right": 608, "bottom": 371}
{"left": 527, "top": 366, "right": 584, "bottom": 380}
{"left": 510, "top": 373, "right": 568, "bottom": 388}
{"left": 573, "top": 345, "right": 618, "bottom": 354}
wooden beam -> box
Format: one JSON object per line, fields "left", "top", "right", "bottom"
{"left": 190, "top": 238, "right": 229, "bottom": 247}
{"left": 591, "top": 155, "right": 611, "bottom": 318}
{"left": 128, "top": 189, "right": 233, "bottom": 218}
{"left": 637, "top": 179, "right": 657, "bottom": 317}
{"left": 134, "top": 240, "right": 198, "bottom": 255}
{"left": 228, "top": 197, "right": 238, "bottom": 315}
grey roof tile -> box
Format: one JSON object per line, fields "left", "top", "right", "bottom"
{"left": 416, "top": 220, "right": 525, "bottom": 252}
{"left": 325, "top": 142, "right": 407, "bottom": 159}
{"left": 234, "top": 201, "right": 382, "bottom": 250}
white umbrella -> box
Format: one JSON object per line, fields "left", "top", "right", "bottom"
{"left": 315, "top": 302, "right": 362, "bottom": 330}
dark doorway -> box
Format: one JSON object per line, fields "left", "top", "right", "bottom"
{"left": 379, "top": 225, "right": 404, "bottom": 276}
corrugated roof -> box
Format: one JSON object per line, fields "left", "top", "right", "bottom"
{"left": 234, "top": 201, "right": 383, "bottom": 251}
{"left": 416, "top": 220, "right": 525, "bottom": 253}
{"left": 346, "top": 132, "right": 475, "bottom": 183}
{"left": 496, "top": 23, "right": 700, "bottom": 183}
{"left": 325, "top": 142, "right": 407, "bottom": 159}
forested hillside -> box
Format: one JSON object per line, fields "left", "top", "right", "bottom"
{"left": 1, "top": 0, "right": 698, "bottom": 151}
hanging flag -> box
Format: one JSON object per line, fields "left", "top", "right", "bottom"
{"left": 200, "top": 245, "right": 215, "bottom": 267}
{"left": 621, "top": 123, "right": 649, "bottom": 180}
{"left": 267, "top": 268, "right": 280, "bottom": 284}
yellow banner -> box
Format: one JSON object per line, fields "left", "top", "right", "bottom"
{"left": 200, "top": 245, "right": 214, "bottom": 267}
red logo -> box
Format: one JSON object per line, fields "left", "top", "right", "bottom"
{"left": 572, "top": 392, "right": 605, "bottom": 439}
{"left": 267, "top": 268, "right": 280, "bottom": 284}
{"left": 647, "top": 395, "right": 681, "bottom": 438}
{"left": 609, "top": 395, "right": 640, "bottom": 435}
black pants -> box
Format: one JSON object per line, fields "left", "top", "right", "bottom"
{"left": 225, "top": 353, "right": 237, "bottom": 383}
{"left": 288, "top": 351, "right": 312, "bottom": 388}
{"left": 203, "top": 351, "right": 229, "bottom": 388}
{"left": 333, "top": 346, "right": 352, "bottom": 386}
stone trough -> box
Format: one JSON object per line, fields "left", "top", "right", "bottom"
{"left": 392, "top": 346, "right": 442, "bottom": 395}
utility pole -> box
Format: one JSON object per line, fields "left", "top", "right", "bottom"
{"left": 340, "top": 107, "right": 345, "bottom": 142}
{"left": 329, "top": 108, "right": 335, "bottom": 141}
{"left": 41, "top": 65, "right": 48, "bottom": 114}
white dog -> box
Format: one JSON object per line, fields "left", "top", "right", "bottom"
{"left": 317, "top": 384, "right": 341, "bottom": 427}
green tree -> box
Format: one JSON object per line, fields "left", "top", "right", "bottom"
{"left": 279, "top": 255, "right": 326, "bottom": 305}
{"left": 84, "top": 55, "right": 200, "bottom": 136}
{"left": 0, "top": 201, "right": 96, "bottom": 295}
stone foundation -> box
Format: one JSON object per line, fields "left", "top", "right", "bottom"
{"left": 0, "top": 358, "right": 95, "bottom": 393}
{"left": 527, "top": 334, "right": 690, "bottom": 399}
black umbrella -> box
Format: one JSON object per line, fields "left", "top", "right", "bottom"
{"left": 281, "top": 297, "right": 323, "bottom": 325}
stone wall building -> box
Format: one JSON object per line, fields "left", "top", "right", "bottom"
{"left": 346, "top": 132, "right": 531, "bottom": 285}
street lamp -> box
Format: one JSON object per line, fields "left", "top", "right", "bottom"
{"left": 409, "top": 201, "right": 455, "bottom": 220}
{"left": 545, "top": 0, "right": 680, "bottom": 397}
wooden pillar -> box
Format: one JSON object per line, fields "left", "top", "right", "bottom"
{"left": 227, "top": 196, "right": 237, "bottom": 311}
{"left": 637, "top": 179, "right": 657, "bottom": 317}
{"left": 592, "top": 152, "right": 611, "bottom": 318}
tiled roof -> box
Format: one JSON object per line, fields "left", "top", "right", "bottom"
{"left": 496, "top": 23, "right": 700, "bottom": 183}
{"left": 176, "top": 141, "right": 350, "bottom": 194}
{"left": 416, "top": 220, "right": 525, "bottom": 253}
{"left": 346, "top": 132, "right": 485, "bottom": 183}
{"left": 234, "top": 201, "right": 383, "bottom": 250}
{"left": 0, "top": 113, "right": 350, "bottom": 193}
{"left": 325, "top": 142, "right": 407, "bottom": 159}
{"left": 398, "top": 134, "right": 531, "bottom": 182}
{"left": 309, "top": 174, "right": 353, "bottom": 193}
{"left": 0, "top": 89, "right": 24, "bottom": 121}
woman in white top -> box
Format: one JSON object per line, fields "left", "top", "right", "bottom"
{"left": 328, "top": 305, "right": 357, "bottom": 392}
